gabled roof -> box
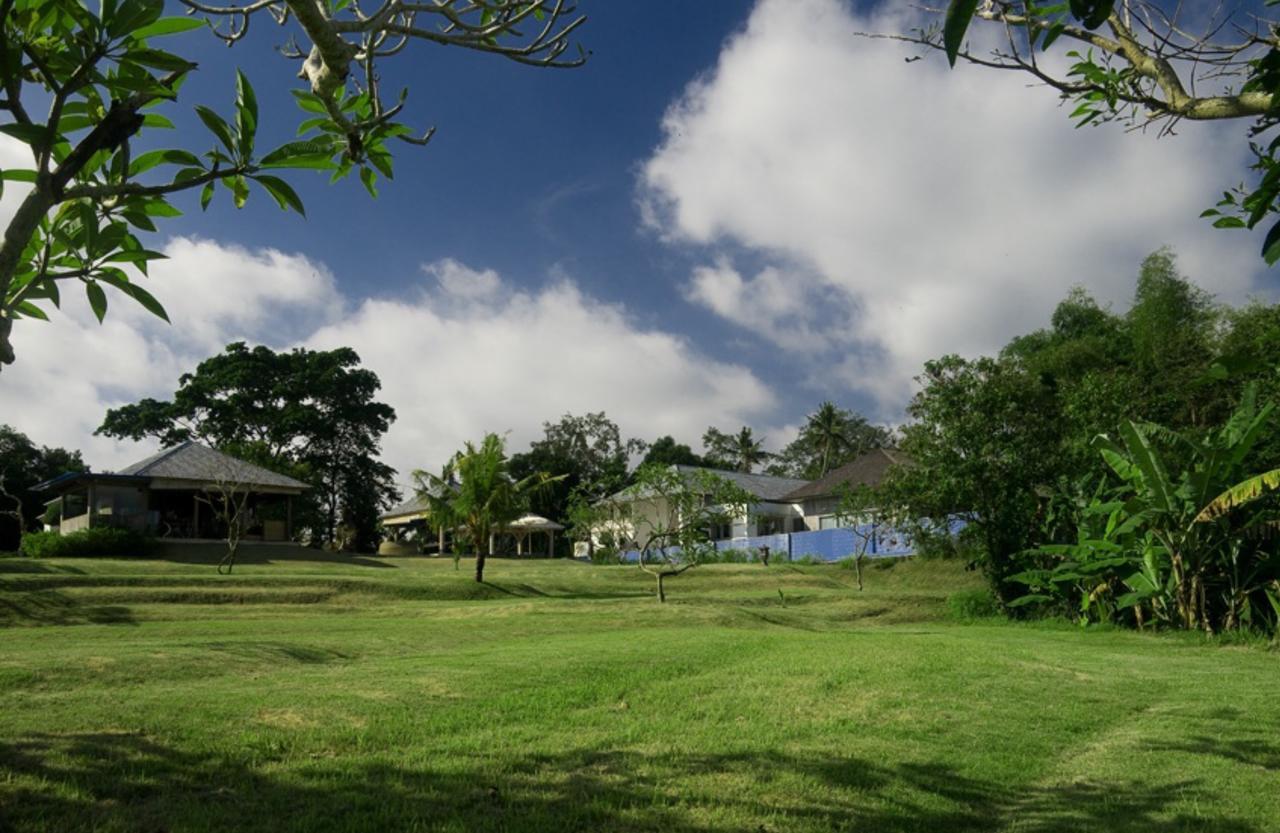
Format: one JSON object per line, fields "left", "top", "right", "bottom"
{"left": 381, "top": 495, "right": 431, "bottom": 522}
{"left": 117, "top": 441, "right": 309, "bottom": 491}
{"left": 671, "top": 465, "right": 809, "bottom": 502}
{"left": 607, "top": 465, "right": 809, "bottom": 504}
{"left": 782, "top": 448, "right": 912, "bottom": 502}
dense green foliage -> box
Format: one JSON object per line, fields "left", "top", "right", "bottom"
{"left": 413, "top": 433, "right": 558, "bottom": 582}
{"left": 97, "top": 342, "right": 398, "bottom": 552}
{"left": 508, "top": 412, "right": 640, "bottom": 554}
{"left": 637, "top": 435, "right": 705, "bottom": 468}
{"left": 700, "top": 425, "right": 770, "bottom": 473}
{"left": 768, "top": 402, "right": 891, "bottom": 480}
{"left": 1, "top": 553, "right": 1277, "bottom": 832}
{"left": 18, "top": 526, "right": 151, "bottom": 558}
{"left": 0, "top": 425, "right": 83, "bottom": 550}
{"left": 1012, "top": 391, "right": 1280, "bottom": 634}
{"left": 884, "top": 251, "right": 1280, "bottom": 634}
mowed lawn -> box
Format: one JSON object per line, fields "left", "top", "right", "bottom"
{"left": 0, "top": 553, "right": 1277, "bottom": 833}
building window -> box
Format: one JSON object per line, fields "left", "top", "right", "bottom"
{"left": 818, "top": 515, "right": 842, "bottom": 530}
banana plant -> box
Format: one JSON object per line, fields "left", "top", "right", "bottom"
{"left": 1014, "top": 383, "right": 1280, "bottom": 634}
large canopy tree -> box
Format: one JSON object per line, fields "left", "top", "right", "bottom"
{"left": 96, "top": 341, "right": 398, "bottom": 550}
{"left": 877, "top": 1, "right": 1280, "bottom": 263}
{"left": 0, "top": 0, "right": 586, "bottom": 372}
{"left": 0, "top": 424, "right": 84, "bottom": 550}
{"left": 508, "top": 411, "right": 642, "bottom": 540}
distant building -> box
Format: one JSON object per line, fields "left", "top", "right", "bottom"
{"left": 33, "top": 441, "right": 308, "bottom": 542}
{"left": 591, "top": 450, "right": 911, "bottom": 551}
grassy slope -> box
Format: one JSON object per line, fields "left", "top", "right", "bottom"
{"left": 0, "top": 553, "right": 1276, "bottom": 833}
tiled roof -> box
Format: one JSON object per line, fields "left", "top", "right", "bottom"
{"left": 607, "top": 465, "right": 809, "bottom": 503}
{"left": 781, "top": 449, "right": 912, "bottom": 501}
{"left": 380, "top": 495, "right": 431, "bottom": 520}
{"left": 117, "top": 441, "right": 309, "bottom": 491}
{"left": 671, "top": 465, "right": 809, "bottom": 502}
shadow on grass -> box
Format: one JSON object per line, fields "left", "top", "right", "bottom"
{"left": 0, "top": 560, "right": 85, "bottom": 575}
{"left": 200, "top": 640, "right": 353, "bottom": 665}
{"left": 1145, "top": 707, "right": 1280, "bottom": 771}
{"left": 0, "top": 734, "right": 1263, "bottom": 833}
{"left": 0, "top": 590, "right": 135, "bottom": 627}
{"left": 158, "top": 544, "right": 397, "bottom": 570}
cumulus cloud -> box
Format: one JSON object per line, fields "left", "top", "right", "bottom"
{"left": 640, "top": 0, "right": 1268, "bottom": 413}
{"left": 306, "top": 259, "right": 776, "bottom": 477}
{"left": 0, "top": 238, "right": 344, "bottom": 469}
{"left": 0, "top": 242, "right": 775, "bottom": 481}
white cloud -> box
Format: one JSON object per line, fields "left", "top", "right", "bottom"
{"left": 640, "top": 0, "right": 1269, "bottom": 413}
{"left": 0, "top": 243, "right": 775, "bottom": 483}
{"left": 0, "top": 237, "right": 343, "bottom": 470}
{"left": 306, "top": 260, "right": 776, "bottom": 479}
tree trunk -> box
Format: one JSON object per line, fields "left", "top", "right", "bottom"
{"left": 475, "top": 538, "right": 487, "bottom": 583}
{"left": 657, "top": 572, "right": 666, "bottom": 603}
{"left": 855, "top": 554, "right": 864, "bottom": 591}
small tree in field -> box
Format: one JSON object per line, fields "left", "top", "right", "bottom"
{"left": 197, "top": 469, "right": 252, "bottom": 575}
{"left": 836, "top": 483, "right": 883, "bottom": 591}
{"left": 412, "top": 433, "right": 558, "bottom": 583}
{"left": 611, "top": 464, "right": 752, "bottom": 603}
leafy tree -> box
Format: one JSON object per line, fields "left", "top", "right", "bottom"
{"left": 0, "top": 0, "right": 586, "bottom": 371}
{"left": 637, "top": 435, "right": 703, "bottom": 468}
{"left": 607, "top": 463, "right": 753, "bottom": 602}
{"left": 0, "top": 425, "right": 85, "bottom": 550}
{"left": 886, "top": 355, "right": 1065, "bottom": 606}
{"left": 412, "top": 432, "right": 557, "bottom": 583}
{"left": 701, "top": 425, "right": 770, "bottom": 473}
{"left": 772, "top": 402, "right": 890, "bottom": 480}
{"left": 96, "top": 342, "right": 398, "bottom": 550}
{"left": 876, "top": 1, "right": 1280, "bottom": 263}
{"left": 835, "top": 483, "right": 882, "bottom": 591}
{"left": 508, "top": 412, "right": 642, "bottom": 545}
{"left": 1013, "top": 389, "right": 1280, "bottom": 635}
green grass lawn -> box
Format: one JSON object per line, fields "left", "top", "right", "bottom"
{"left": 0, "top": 551, "right": 1276, "bottom": 832}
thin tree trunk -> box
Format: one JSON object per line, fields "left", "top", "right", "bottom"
{"left": 657, "top": 572, "right": 666, "bottom": 603}
{"left": 855, "top": 554, "right": 864, "bottom": 591}
{"left": 475, "top": 535, "right": 487, "bottom": 583}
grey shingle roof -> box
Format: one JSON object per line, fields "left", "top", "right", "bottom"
{"left": 781, "top": 449, "right": 912, "bottom": 501}
{"left": 672, "top": 465, "right": 809, "bottom": 501}
{"left": 607, "top": 465, "right": 809, "bottom": 503}
{"left": 117, "top": 442, "right": 309, "bottom": 491}
{"left": 380, "top": 495, "right": 431, "bottom": 521}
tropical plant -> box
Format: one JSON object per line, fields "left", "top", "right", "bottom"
{"left": 774, "top": 402, "right": 890, "bottom": 479}
{"left": 701, "top": 426, "right": 771, "bottom": 473}
{"left": 1012, "top": 386, "right": 1280, "bottom": 634}
{"left": 412, "top": 433, "right": 557, "bottom": 583}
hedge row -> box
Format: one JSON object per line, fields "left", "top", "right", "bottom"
{"left": 19, "top": 528, "right": 155, "bottom": 558}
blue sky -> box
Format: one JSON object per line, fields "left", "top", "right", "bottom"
{"left": 0, "top": 0, "right": 1274, "bottom": 479}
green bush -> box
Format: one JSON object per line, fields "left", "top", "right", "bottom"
{"left": 947, "top": 588, "right": 1000, "bottom": 621}
{"left": 19, "top": 527, "right": 154, "bottom": 559}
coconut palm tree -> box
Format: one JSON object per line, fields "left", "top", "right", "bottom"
{"left": 703, "top": 426, "right": 771, "bottom": 473}
{"left": 805, "top": 401, "right": 853, "bottom": 478}
{"left": 413, "top": 433, "right": 558, "bottom": 583}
